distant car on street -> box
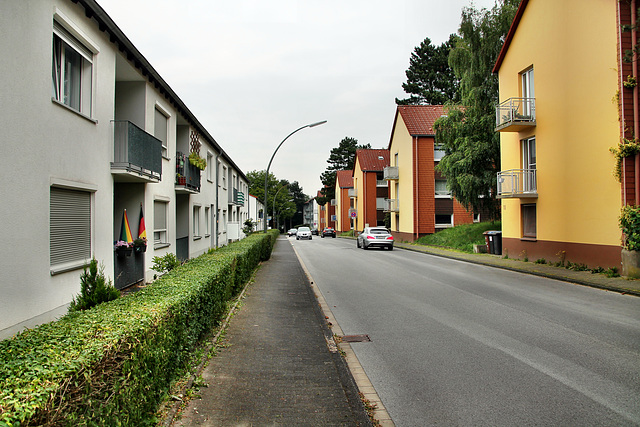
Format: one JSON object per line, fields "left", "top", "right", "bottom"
{"left": 357, "top": 227, "right": 394, "bottom": 250}
{"left": 321, "top": 227, "right": 336, "bottom": 238}
{"left": 296, "top": 226, "right": 312, "bottom": 240}
{"left": 287, "top": 228, "right": 297, "bottom": 237}
{"left": 311, "top": 228, "right": 319, "bottom": 235}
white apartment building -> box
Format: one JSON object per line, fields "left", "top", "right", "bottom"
{"left": 0, "top": 0, "right": 248, "bottom": 339}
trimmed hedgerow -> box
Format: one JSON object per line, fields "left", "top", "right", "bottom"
{"left": 0, "top": 230, "right": 279, "bottom": 426}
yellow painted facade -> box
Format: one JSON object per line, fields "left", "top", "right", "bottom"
{"left": 388, "top": 115, "right": 415, "bottom": 234}
{"left": 353, "top": 158, "right": 365, "bottom": 230}
{"left": 498, "top": 0, "right": 620, "bottom": 252}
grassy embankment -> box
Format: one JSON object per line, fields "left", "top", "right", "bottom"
{"left": 415, "top": 221, "right": 501, "bottom": 253}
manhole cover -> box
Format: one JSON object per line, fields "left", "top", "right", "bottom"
{"left": 341, "top": 334, "right": 371, "bottom": 343}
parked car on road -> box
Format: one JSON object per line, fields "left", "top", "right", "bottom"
{"left": 311, "top": 228, "right": 319, "bottom": 235}
{"left": 296, "top": 226, "right": 312, "bottom": 240}
{"left": 357, "top": 227, "right": 394, "bottom": 250}
{"left": 321, "top": 227, "right": 336, "bottom": 238}
{"left": 287, "top": 228, "right": 297, "bottom": 237}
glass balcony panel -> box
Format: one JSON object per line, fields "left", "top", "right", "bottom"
{"left": 383, "top": 166, "right": 399, "bottom": 180}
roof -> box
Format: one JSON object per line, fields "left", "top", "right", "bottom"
{"left": 492, "top": 0, "right": 529, "bottom": 73}
{"left": 355, "top": 149, "right": 390, "bottom": 172}
{"left": 389, "top": 105, "right": 446, "bottom": 148}
{"left": 75, "top": 0, "right": 247, "bottom": 181}
{"left": 336, "top": 170, "right": 353, "bottom": 188}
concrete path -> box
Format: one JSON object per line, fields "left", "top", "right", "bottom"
{"left": 173, "top": 237, "right": 371, "bottom": 426}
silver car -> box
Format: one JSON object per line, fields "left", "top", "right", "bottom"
{"left": 296, "top": 226, "right": 312, "bottom": 240}
{"left": 357, "top": 227, "right": 394, "bottom": 250}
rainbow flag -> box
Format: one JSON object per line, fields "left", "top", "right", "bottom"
{"left": 138, "top": 205, "right": 147, "bottom": 240}
{"left": 119, "top": 209, "right": 134, "bottom": 243}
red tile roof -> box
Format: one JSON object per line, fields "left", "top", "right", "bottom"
{"left": 336, "top": 170, "right": 353, "bottom": 188}
{"left": 396, "top": 105, "right": 446, "bottom": 136}
{"left": 355, "top": 149, "right": 389, "bottom": 172}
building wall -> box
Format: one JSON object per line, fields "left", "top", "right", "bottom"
{"left": 416, "top": 136, "right": 435, "bottom": 234}
{"left": 389, "top": 116, "right": 415, "bottom": 235}
{"left": 498, "top": 0, "right": 621, "bottom": 266}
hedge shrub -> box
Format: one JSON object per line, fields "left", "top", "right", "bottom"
{"left": 0, "top": 230, "right": 280, "bottom": 426}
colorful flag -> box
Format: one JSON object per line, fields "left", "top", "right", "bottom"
{"left": 138, "top": 205, "right": 147, "bottom": 240}
{"left": 119, "top": 209, "right": 134, "bottom": 243}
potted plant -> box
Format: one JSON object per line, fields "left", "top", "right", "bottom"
{"left": 620, "top": 205, "right": 640, "bottom": 277}
{"left": 176, "top": 173, "right": 186, "bottom": 185}
{"left": 133, "top": 237, "right": 147, "bottom": 254}
{"left": 114, "top": 240, "right": 132, "bottom": 257}
{"left": 188, "top": 152, "right": 207, "bottom": 170}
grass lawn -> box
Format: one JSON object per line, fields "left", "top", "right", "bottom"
{"left": 415, "top": 221, "right": 502, "bottom": 253}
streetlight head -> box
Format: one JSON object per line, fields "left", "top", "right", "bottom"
{"left": 308, "top": 120, "right": 327, "bottom": 128}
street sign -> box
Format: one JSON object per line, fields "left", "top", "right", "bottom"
{"left": 350, "top": 211, "right": 357, "bottom": 218}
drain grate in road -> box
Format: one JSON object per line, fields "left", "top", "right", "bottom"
{"left": 341, "top": 334, "right": 371, "bottom": 343}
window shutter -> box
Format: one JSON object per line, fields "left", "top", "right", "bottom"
{"left": 50, "top": 187, "right": 91, "bottom": 266}
{"left": 154, "top": 201, "right": 166, "bottom": 230}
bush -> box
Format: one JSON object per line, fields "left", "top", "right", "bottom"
{"left": 415, "top": 221, "right": 501, "bottom": 253}
{"left": 620, "top": 205, "right": 640, "bottom": 251}
{"left": 151, "top": 253, "right": 181, "bottom": 274}
{"left": 0, "top": 232, "right": 277, "bottom": 426}
{"left": 69, "top": 258, "right": 119, "bottom": 312}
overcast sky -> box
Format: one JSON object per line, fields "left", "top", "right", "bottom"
{"left": 100, "top": 0, "right": 498, "bottom": 199}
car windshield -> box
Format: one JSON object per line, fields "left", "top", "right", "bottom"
{"left": 298, "top": 227, "right": 310, "bottom": 232}
{"left": 370, "top": 228, "right": 390, "bottom": 234}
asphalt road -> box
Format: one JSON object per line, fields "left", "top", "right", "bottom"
{"left": 290, "top": 236, "right": 640, "bottom": 427}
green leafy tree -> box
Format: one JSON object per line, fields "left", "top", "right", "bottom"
{"left": 318, "top": 137, "right": 371, "bottom": 205}
{"left": 434, "top": 0, "right": 518, "bottom": 218}
{"left": 396, "top": 34, "right": 460, "bottom": 105}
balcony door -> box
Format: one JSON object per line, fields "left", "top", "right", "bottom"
{"left": 521, "top": 137, "right": 536, "bottom": 193}
{"left": 521, "top": 68, "right": 534, "bottom": 117}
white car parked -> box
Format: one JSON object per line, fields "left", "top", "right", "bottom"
{"left": 296, "top": 226, "right": 312, "bottom": 240}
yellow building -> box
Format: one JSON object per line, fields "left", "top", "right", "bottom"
{"left": 494, "top": 0, "right": 633, "bottom": 268}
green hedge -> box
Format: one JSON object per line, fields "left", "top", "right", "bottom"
{"left": 0, "top": 230, "right": 279, "bottom": 426}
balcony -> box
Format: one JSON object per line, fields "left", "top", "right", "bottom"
{"left": 384, "top": 198, "right": 399, "bottom": 212}
{"left": 384, "top": 166, "right": 399, "bottom": 180}
{"left": 495, "top": 97, "right": 536, "bottom": 132}
{"left": 111, "top": 121, "right": 162, "bottom": 182}
{"left": 175, "top": 152, "right": 201, "bottom": 193}
{"left": 229, "top": 188, "right": 245, "bottom": 206}
{"left": 330, "top": 199, "right": 336, "bottom": 206}
{"left": 377, "top": 179, "right": 387, "bottom": 187}
{"left": 348, "top": 188, "right": 357, "bottom": 198}
{"left": 497, "top": 169, "right": 537, "bottom": 198}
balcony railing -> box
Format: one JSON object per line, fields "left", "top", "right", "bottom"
{"left": 111, "top": 120, "right": 162, "bottom": 182}
{"left": 384, "top": 166, "right": 399, "bottom": 180}
{"left": 229, "top": 188, "right": 245, "bottom": 206}
{"left": 384, "top": 198, "right": 399, "bottom": 212}
{"left": 497, "top": 169, "right": 537, "bottom": 198}
{"left": 495, "top": 97, "right": 536, "bottom": 132}
{"left": 348, "top": 188, "right": 357, "bottom": 198}
{"left": 175, "top": 152, "right": 201, "bottom": 193}
{"left": 377, "top": 180, "right": 387, "bottom": 187}
{"left": 376, "top": 197, "right": 386, "bottom": 210}
{"left": 330, "top": 199, "right": 336, "bottom": 206}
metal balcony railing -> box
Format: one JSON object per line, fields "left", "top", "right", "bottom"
{"left": 330, "top": 199, "right": 336, "bottom": 206}
{"left": 111, "top": 120, "right": 162, "bottom": 181}
{"left": 175, "top": 152, "right": 201, "bottom": 192}
{"left": 377, "top": 180, "right": 387, "bottom": 187}
{"left": 384, "top": 166, "right": 399, "bottom": 180}
{"left": 229, "top": 189, "right": 245, "bottom": 206}
{"left": 497, "top": 169, "right": 537, "bottom": 198}
{"left": 348, "top": 188, "right": 357, "bottom": 198}
{"left": 495, "top": 97, "right": 536, "bottom": 131}
{"left": 384, "top": 198, "right": 399, "bottom": 212}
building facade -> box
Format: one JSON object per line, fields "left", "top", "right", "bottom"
{"left": 334, "top": 170, "right": 354, "bottom": 233}
{"left": 494, "top": 0, "right": 626, "bottom": 267}
{"left": 352, "top": 149, "right": 389, "bottom": 230}
{"left": 386, "top": 105, "right": 474, "bottom": 242}
{"left": 1, "top": 0, "right": 248, "bottom": 339}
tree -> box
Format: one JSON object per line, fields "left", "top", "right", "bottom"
{"left": 434, "top": 0, "right": 518, "bottom": 218}
{"left": 396, "top": 34, "right": 460, "bottom": 105}
{"left": 318, "top": 137, "right": 371, "bottom": 205}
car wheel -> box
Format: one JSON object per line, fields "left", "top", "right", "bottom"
{"left": 389, "top": 245, "right": 394, "bottom": 251}
{"left": 332, "top": 235, "right": 336, "bottom": 238}
{"left": 357, "top": 239, "right": 361, "bottom": 248}
{"left": 309, "top": 237, "right": 312, "bottom": 240}
{"left": 321, "top": 235, "right": 324, "bottom": 238}
{"left": 363, "top": 242, "right": 368, "bottom": 250}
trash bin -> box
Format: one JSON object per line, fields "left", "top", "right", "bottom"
{"left": 483, "top": 231, "right": 493, "bottom": 254}
{"left": 488, "top": 231, "right": 502, "bottom": 255}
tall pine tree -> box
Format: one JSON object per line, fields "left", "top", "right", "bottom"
{"left": 317, "top": 137, "right": 371, "bottom": 205}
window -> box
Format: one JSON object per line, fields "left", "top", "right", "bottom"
{"left": 522, "top": 204, "right": 536, "bottom": 238}
{"left": 222, "top": 166, "right": 227, "bottom": 188}
{"left": 193, "top": 205, "right": 201, "bottom": 237}
{"left": 207, "top": 152, "right": 213, "bottom": 181}
{"left": 521, "top": 67, "right": 534, "bottom": 117}
{"left": 434, "top": 144, "right": 446, "bottom": 162}
{"left": 50, "top": 187, "right": 91, "bottom": 267}
{"left": 205, "top": 206, "right": 210, "bottom": 236}
{"left": 521, "top": 137, "right": 536, "bottom": 193}
{"left": 154, "top": 200, "right": 168, "bottom": 244}
{"left": 435, "top": 179, "right": 451, "bottom": 197}
{"left": 154, "top": 108, "right": 168, "bottom": 157}
{"left": 435, "top": 214, "right": 453, "bottom": 227}
{"left": 473, "top": 213, "right": 481, "bottom": 223}
{"left": 52, "top": 21, "right": 93, "bottom": 116}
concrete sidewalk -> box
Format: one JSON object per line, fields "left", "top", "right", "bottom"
{"left": 173, "top": 237, "right": 371, "bottom": 426}
{"left": 394, "top": 242, "right": 640, "bottom": 297}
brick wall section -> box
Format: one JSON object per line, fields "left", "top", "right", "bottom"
{"left": 415, "top": 136, "right": 435, "bottom": 235}
{"left": 364, "top": 172, "right": 379, "bottom": 226}
{"left": 453, "top": 201, "right": 474, "bottom": 225}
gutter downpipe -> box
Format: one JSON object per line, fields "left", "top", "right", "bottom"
{"left": 414, "top": 136, "right": 419, "bottom": 241}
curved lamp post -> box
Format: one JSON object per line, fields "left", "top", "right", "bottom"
{"left": 264, "top": 120, "right": 327, "bottom": 232}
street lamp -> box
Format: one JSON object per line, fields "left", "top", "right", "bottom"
{"left": 264, "top": 120, "right": 327, "bottom": 232}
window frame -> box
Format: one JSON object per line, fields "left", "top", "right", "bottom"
{"left": 154, "top": 106, "right": 169, "bottom": 158}
{"left": 435, "top": 213, "right": 454, "bottom": 228}
{"left": 193, "top": 205, "right": 201, "bottom": 238}
{"left": 521, "top": 203, "right": 537, "bottom": 239}
{"left": 434, "top": 144, "right": 446, "bottom": 162}
{"left": 434, "top": 179, "right": 451, "bottom": 198}
{"left": 153, "top": 200, "right": 169, "bottom": 246}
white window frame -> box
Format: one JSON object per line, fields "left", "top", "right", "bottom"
{"left": 193, "top": 205, "right": 201, "bottom": 238}
{"left": 154, "top": 106, "right": 169, "bottom": 158}
{"left": 521, "top": 136, "right": 536, "bottom": 193}
{"left": 205, "top": 206, "right": 210, "bottom": 237}
{"left": 434, "top": 144, "right": 446, "bottom": 162}
{"left": 435, "top": 179, "right": 451, "bottom": 198}
{"left": 435, "top": 213, "right": 454, "bottom": 228}
{"left": 207, "top": 152, "right": 214, "bottom": 182}
{"left": 521, "top": 67, "right": 534, "bottom": 116}
{"left": 51, "top": 20, "right": 94, "bottom": 117}
{"left": 154, "top": 200, "right": 169, "bottom": 246}
{"left": 222, "top": 166, "right": 227, "bottom": 189}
